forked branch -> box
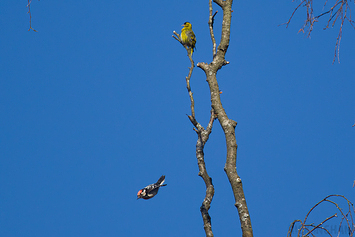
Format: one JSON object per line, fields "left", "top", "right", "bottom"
{"left": 173, "top": 27, "right": 216, "bottom": 237}
{"left": 198, "top": 1, "right": 253, "bottom": 237}
{"left": 27, "top": 0, "right": 38, "bottom": 32}
{"left": 173, "top": 1, "right": 253, "bottom": 236}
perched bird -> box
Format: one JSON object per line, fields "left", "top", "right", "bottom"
{"left": 180, "top": 22, "right": 196, "bottom": 55}
{"left": 137, "top": 175, "right": 167, "bottom": 200}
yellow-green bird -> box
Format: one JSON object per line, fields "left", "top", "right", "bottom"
{"left": 180, "top": 22, "right": 196, "bottom": 55}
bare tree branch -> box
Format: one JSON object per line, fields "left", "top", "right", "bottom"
{"left": 173, "top": 26, "right": 216, "bottom": 237}
{"left": 27, "top": 0, "right": 38, "bottom": 32}
{"left": 304, "top": 213, "right": 337, "bottom": 236}
{"left": 282, "top": 0, "right": 355, "bottom": 63}
{"left": 213, "top": 0, "right": 224, "bottom": 8}
{"left": 174, "top": 1, "right": 253, "bottom": 236}
{"left": 195, "top": 110, "right": 216, "bottom": 237}
{"left": 198, "top": 1, "right": 252, "bottom": 236}
{"left": 288, "top": 194, "right": 355, "bottom": 237}
{"left": 173, "top": 31, "right": 196, "bottom": 118}
{"left": 209, "top": 0, "right": 218, "bottom": 57}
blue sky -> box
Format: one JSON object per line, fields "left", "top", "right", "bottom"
{"left": 1, "top": 1, "right": 354, "bottom": 236}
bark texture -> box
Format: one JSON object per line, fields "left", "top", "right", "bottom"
{"left": 173, "top": 1, "right": 253, "bottom": 236}
{"left": 197, "top": 1, "right": 253, "bottom": 236}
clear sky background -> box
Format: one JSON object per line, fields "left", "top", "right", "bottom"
{"left": 1, "top": 1, "right": 354, "bottom": 236}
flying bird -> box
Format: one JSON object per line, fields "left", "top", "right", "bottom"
{"left": 180, "top": 22, "right": 196, "bottom": 56}
{"left": 137, "top": 175, "right": 167, "bottom": 200}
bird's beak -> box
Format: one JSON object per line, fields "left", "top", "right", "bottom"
{"left": 181, "top": 24, "right": 185, "bottom": 26}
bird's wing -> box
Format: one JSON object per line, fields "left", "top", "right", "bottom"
{"left": 186, "top": 31, "right": 196, "bottom": 40}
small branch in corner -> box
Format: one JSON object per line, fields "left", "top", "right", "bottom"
{"left": 27, "top": 0, "right": 38, "bottom": 32}
{"left": 280, "top": 0, "right": 355, "bottom": 63}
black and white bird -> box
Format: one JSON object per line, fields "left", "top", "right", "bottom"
{"left": 137, "top": 175, "right": 167, "bottom": 200}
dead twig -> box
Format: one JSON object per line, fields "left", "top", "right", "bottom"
{"left": 281, "top": 0, "right": 355, "bottom": 63}
{"left": 288, "top": 194, "right": 355, "bottom": 237}
{"left": 27, "top": 0, "right": 38, "bottom": 32}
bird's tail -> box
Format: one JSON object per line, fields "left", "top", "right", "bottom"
{"left": 156, "top": 175, "right": 167, "bottom": 186}
{"left": 189, "top": 48, "right": 193, "bottom": 56}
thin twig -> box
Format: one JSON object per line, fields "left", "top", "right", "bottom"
{"left": 304, "top": 213, "right": 337, "bottom": 236}
{"left": 27, "top": 0, "right": 37, "bottom": 32}
{"left": 173, "top": 30, "right": 196, "bottom": 117}
{"left": 287, "top": 220, "right": 302, "bottom": 237}
{"left": 209, "top": 0, "right": 218, "bottom": 57}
